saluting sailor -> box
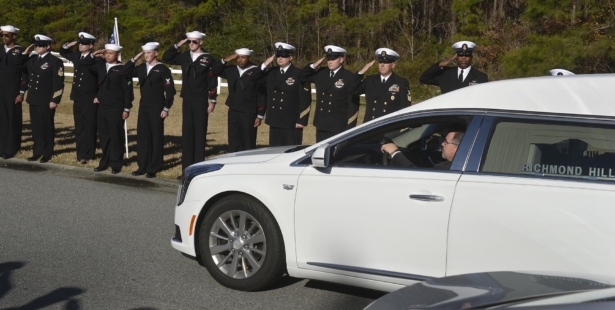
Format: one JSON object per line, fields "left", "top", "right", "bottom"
{"left": 0, "top": 25, "right": 27, "bottom": 160}
{"left": 353, "top": 48, "right": 411, "bottom": 123}
{"left": 419, "top": 41, "right": 488, "bottom": 94}
{"left": 162, "top": 31, "right": 217, "bottom": 175}
{"left": 260, "top": 42, "right": 312, "bottom": 146}
{"left": 211, "top": 48, "right": 266, "bottom": 152}
{"left": 21, "top": 34, "right": 65, "bottom": 163}
{"left": 550, "top": 69, "right": 575, "bottom": 76}
{"left": 60, "top": 32, "right": 99, "bottom": 164}
{"left": 88, "top": 44, "right": 135, "bottom": 174}
{"left": 298, "top": 45, "right": 360, "bottom": 142}
{"left": 130, "top": 42, "right": 176, "bottom": 179}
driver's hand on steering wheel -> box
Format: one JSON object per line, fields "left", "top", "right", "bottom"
{"left": 381, "top": 143, "right": 399, "bottom": 155}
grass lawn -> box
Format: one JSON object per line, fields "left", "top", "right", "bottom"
{"left": 13, "top": 82, "right": 368, "bottom": 179}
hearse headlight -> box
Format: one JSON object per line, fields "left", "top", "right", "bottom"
{"left": 177, "top": 164, "right": 224, "bottom": 206}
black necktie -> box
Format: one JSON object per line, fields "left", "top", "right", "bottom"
{"left": 330, "top": 71, "right": 334, "bottom": 78}
{"left": 458, "top": 69, "right": 464, "bottom": 83}
{"left": 80, "top": 55, "right": 84, "bottom": 60}
{"left": 382, "top": 78, "right": 385, "bottom": 84}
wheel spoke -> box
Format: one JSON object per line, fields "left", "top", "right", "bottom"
{"left": 210, "top": 243, "right": 231, "bottom": 255}
{"left": 243, "top": 250, "right": 262, "bottom": 272}
{"left": 210, "top": 232, "right": 229, "bottom": 241}
{"left": 217, "top": 252, "right": 233, "bottom": 268}
{"left": 238, "top": 212, "right": 247, "bottom": 234}
{"left": 246, "top": 233, "right": 265, "bottom": 245}
{"left": 241, "top": 257, "right": 248, "bottom": 278}
{"left": 250, "top": 248, "right": 265, "bottom": 256}
{"left": 217, "top": 217, "right": 233, "bottom": 236}
{"left": 229, "top": 211, "right": 238, "bottom": 231}
{"left": 227, "top": 252, "right": 239, "bottom": 277}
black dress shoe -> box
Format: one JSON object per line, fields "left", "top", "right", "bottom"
{"left": 40, "top": 157, "right": 51, "bottom": 163}
{"left": 111, "top": 169, "right": 121, "bottom": 175}
{"left": 93, "top": 167, "right": 107, "bottom": 172}
{"left": 2, "top": 153, "right": 14, "bottom": 160}
{"left": 146, "top": 173, "right": 156, "bottom": 178}
{"left": 131, "top": 171, "right": 145, "bottom": 176}
{"left": 80, "top": 159, "right": 88, "bottom": 164}
{"left": 27, "top": 155, "right": 41, "bottom": 162}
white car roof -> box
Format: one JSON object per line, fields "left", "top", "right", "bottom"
{"left": 398, "top": 74, "right": 615, "bottom": 118}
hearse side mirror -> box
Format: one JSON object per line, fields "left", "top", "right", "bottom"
{"left": 311, "top": 144, "right": 331, "bottom": 168}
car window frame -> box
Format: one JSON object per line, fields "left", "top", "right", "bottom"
{"left": 293, "top": 111, "right": 485, "bottom": 172}
{"left": 466, "top": 111, "right": 615, "bottom": 185}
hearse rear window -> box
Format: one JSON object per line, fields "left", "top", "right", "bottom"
{"left": 480, "top": 119, "right": 615, "bottom": 181}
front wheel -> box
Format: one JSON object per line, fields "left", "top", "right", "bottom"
{"left": 198, "top": 194, "right": 286, "bottom": 291}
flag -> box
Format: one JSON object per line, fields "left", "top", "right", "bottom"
{"left": 109, "top": 17, "right": 121, "bottom": 61}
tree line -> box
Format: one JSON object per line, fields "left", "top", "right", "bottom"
{"left": 2, "top": 0, "right": 614, "bottom": 101}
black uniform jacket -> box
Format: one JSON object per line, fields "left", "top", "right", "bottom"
{"left": 59, "top": 48, "right": 98, "bottom": 103}
{"left": 352, "top": 72, "right": 411, "bottom": 123}
{"left": 23, "top": 53, "right": 65, "bottom": 106}
{"left": 392, "top": 153, "right": 451, "bottom": 170}
{"left": 211, "top": 60, "right": 265, "bottom": 115}
{"left": 162, "top": 46, "right": 217, "bottom": 102}
{"left": 86, "top": 59, "right": 134, "bottom": 110}
{"left": 298, "top": 65, "right": 359, "bottom": 132}
{"left": 262, "top": 64, "right": 312, "bottom": 128}
{"left": 419, "top": 63, "right": 488, "bottom": 94}
{"left": 132, "top": 62, "right": 176, "bottom": 110}
{"left": 0, "top": 45, "right": 27, "bottom": 89}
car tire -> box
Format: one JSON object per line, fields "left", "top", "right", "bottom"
{"left": 198, "top": 194, "right": 286, "bottom": 291}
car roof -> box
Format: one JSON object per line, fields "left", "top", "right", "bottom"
{"left": 399, "top": 74, "right": 615, "bottom": 118}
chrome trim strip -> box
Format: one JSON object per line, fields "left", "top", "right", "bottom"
{"left": 306, "top": 262, "right": 434, "bottom": 281}
{"left": 462, "top": 171, "right": 615, "bottom": 186}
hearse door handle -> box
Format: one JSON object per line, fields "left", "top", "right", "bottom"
{"left": 409, "top": 194, "right": 444, "bottom": 202}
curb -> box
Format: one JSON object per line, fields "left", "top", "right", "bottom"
{"left": 0, "top": 158, "right": 179, "bottom": 194}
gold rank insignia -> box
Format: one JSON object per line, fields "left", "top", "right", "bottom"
{"left": 278, "top": 45, "right": 283, "bottom": 50}
{"left": 462, "top": 44, "right": 467, "bottom": 51}
{"left": 58, "top": 67, "right": 63, "bottom": 76}
{"left": 327, "top": 48, "right": 332, "bottom": 53}
{"left": 381, "top": 51, "right": 386, "bottom": 57}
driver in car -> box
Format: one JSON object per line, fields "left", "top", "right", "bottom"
{"left": 381, "top": 128, "right": 465, "bottom": 170}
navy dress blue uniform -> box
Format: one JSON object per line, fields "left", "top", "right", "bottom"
{"left": 262, "top": 64, "right": 311, "bottom": 146}
{"left": 131, "top": 60, "right": 176, "bottom": 175}
{"left": 354, "top": 73, "right": 410, "bottom": 122}
{"left": 163, "top": 42, "right": 217, "bottom": 170}
{"left": 87, "top": 58, "right": 134, "bottom": 171}
{"left": 419, "top": 63, "right": 488, "bottom": 94}
{"left": 0, "top": 41, "right": 27, "bottom": 158}
{"left": 23, "top": 47, "right": 65, "bottom": 160}
{"left": 419, "top": 41, "right": 488, "bottom": 94}
{"left": 211, "top": 53, "right": 265, "bottom": 152}
{"left": 60, "top": 36, "right": 99, "bottom": 162}
{"left": 298, "top": 47, "right": 359, "bottom": 142}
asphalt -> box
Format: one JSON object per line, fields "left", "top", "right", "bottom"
{"left": 0, "top": 157, "right": 179, "bottom": 194}
{"left": 0, "top": 159, "right": 384, "bottom": 309}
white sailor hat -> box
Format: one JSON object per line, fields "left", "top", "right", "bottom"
{"left": 324, "top": 45, "right": 346, "bottom": 59}
{"left": 0, "top": 25, "right": 19, "bottom": 34}
{"left": 375, "top": 48, "right": 400, "bottom": 63}
{"left": 104, "top": 44, "right": 122, "bottom": 52}
{"left": 235, "top": 48, "right": 253, "bottom": 56}
{"left": 141, "top": 42, "right": 160, "bottom": 51}
{"left": 550, "top": 69, "right": 575, "bottom": 76}
{"left": 185, "top": 31, "right": 206, "bottom": 39}
{"left": 275, "top": 42, "right": 295, "bottom": 56}
{"left": 77, "top": 32, "right": 97, "bottom": 44}
{"left": 452, "top": 41, "right": 476, "bottom": 56}
{"left": 33, "top": 34, "right": 53, "bottom": 45}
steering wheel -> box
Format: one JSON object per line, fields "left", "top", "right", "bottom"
{"left": 380, "top": 137, "right": 394, "bottom": 166}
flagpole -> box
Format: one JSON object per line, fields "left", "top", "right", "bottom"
{"left": 113, "top": 16, "right": 128, "bottom": 158}
{"left": 124, "top": 119, "right": 129, "bottom": 158}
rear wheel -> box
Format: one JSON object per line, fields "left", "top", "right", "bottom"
{"left": 198, "top": 194, "right": 285, "bottom": 291}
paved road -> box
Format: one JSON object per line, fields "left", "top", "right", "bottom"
{"left": 0, "top": 161, "right": 384, "bottom": 309}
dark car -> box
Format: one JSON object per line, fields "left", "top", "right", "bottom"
{"left": 365, "top": 271, "right": 615, "bottom": 309}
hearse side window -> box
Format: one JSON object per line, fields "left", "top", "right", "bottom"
{"left": 480, "top": 118, "right": 615, "bottom": 181}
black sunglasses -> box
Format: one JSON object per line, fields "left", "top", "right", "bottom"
{"left": 188, "top": 40, "right": 200, "bottom": 44}
{"left": 33, "top": 42, "right": 50, "bottom": 47}
{"left": 276, "top": 54, "right": 291, "bottom": 58}
{"left": 2, "top": 33, "right": 13, "bottom": 38}
{"left": 326, "top": 55, "right": 341, "bottom": 60}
